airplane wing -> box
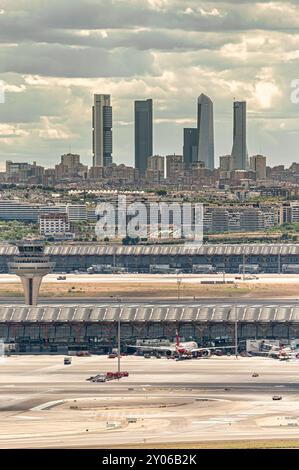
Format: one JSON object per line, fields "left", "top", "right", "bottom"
{"left": 127, "top": 345, "right": 176, "bottom": 352}
{"left": 191, "top": 345, "right": 236, "bottom": 353}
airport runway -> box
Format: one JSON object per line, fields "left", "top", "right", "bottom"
{"left": 1, "top": 272, "right": 298, "bottom": 305}
{"left": 1, "top": 355, "right": 299, "bottom": 448}
{"left": 1, "top": 273, "right": 299, "bottom": 284}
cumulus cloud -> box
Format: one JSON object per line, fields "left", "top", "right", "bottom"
{"left": 0, "top": 0, "right": 298, "bottom": 167}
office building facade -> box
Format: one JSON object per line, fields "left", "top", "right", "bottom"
{"left": 250, "top": 155, "right": 266, "bottom": 180}
{"left": 197, "top": 94, "right": 215, "bottom": 170}
{"left": 183, "top": 128, "right": 198, "bottom": 168}
{"left": 166, "top": 154, "right": 184, "bottom": 180}
{"left": 134, "top": 99, "right": 153, "bottom": 173}
{"left": 146, "top": 155, "right": 165, "bottom": 183}
{"left": 92, "top": 94, "right": 112, "bottom": 167}
{"left": 231, "top": 101, "right": 248, "bottom": 170}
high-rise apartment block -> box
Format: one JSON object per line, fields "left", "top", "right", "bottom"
{"left": 55, "top": 153, "right": 87, "bottom": 180}
{"left": 166, "top": 154, "right": 184, "bottom": 180}
{"left": 146, "top": 155, "right": 165, "bottom": 183}
{"left": 250, "top": 155, "right": 266, "bottom": 180}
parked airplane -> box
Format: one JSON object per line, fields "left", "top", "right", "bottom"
{"left": 129, "top": 330, "right": 235, "bottom": 357}
{"left": 260, "top": 342, "right": 294, "bottom": 360}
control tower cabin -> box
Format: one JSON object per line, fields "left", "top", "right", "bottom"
{"left": 8, "top": 239, "right": 55, "bottom": 305}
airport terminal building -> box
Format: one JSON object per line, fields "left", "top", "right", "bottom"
{"left": 1, "top": 243, "right": 299, "bottom": 274}
{"left": 1, "top": 303, "right": 298, "bottom": 353}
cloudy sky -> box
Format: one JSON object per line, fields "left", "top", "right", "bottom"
{"left": 0, "top": 0, "right": 299, "bottom": 170}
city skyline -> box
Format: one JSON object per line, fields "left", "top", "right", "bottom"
{"left": 0, "top": 1, "right": 299, "bottom": 169}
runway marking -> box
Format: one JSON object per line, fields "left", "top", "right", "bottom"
{"left": 31, "top": 400, "right": 65, "bottom": 411}
{"left": 16, "top": 416, "right": 43, "bottom": 420}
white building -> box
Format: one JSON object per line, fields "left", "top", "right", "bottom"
{"left": 0, "top": 200, "right": 40, "bottom": 221}
{"left": 39, "top": 213, "right": 70, "bottom": 236}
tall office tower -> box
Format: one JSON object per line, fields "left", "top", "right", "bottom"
{"left": 183, "top": 128, "right": 198, "bottom": 168}
{"left": 197, "top": 94, "right": 215, "bottom": 170}
{"left": 134, "top": 99, "right": 153, "bottom": 173}
{"left": 92, "top": 94, "right": 112, "bottom": 167}
{"left": 231, "top": 100, "right": 248, "bottom": 170}
{"left": 250, "top": 154, "right": 266, "bottom": 180}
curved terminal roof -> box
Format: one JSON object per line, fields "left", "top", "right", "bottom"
{"left": 1, "top": 243, "right": 299, "bottom": 257}
{"left": 0, "top": 304, "right": 298, "bottom": 323}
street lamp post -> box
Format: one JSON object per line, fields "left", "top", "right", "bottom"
{"left": 117, "top": 297, "right": 121, "bottom": 374}
{"left": 111, "top": 295, "right": 122, "bottom": 375}
{"left": 234, "top": 306, "right": 238, "bottom": 359}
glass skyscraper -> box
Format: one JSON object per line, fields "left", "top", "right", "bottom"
{"left": 231, "top": 100, "right": 248, "bottom": 170}
{"left": 183, "top": 128, "right": 198, "bottom": 168}
{"left": 197, "top": 94, "right": 215, "bottom": 170}
{"left": 92, "top": 94, "right": 112, "bottom": 167}
{"left": 134, "top": 99, "right": 153, "bottom": 173}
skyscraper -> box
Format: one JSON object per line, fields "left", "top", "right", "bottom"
{"left": 92, "top": 94, "right": 112, "bottom": 167}
{"left": 183, "top": 128, "right": 198, "bottom": 168}
{"left": 231, "top": 101, "right": 248, "bottom": 170}
{"left": 134, "top": 99, "right": 153, "bottom": 173}
{"left": 197, "top": 94, "right": 214, "bottom": 170}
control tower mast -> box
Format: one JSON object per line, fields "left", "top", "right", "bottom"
{"left": 8, "top": 239, "right": 55, "bottom": 305}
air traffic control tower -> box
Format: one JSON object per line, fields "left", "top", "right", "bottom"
{"left": 8, "top": 239, "right": 55, "bottom": 305}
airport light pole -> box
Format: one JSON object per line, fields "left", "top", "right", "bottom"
{"left": 111, "top": 295, "right": 122, "bottom": 374}
{"left": 234, "top": 306, "right": 238, "bottom": 359}
{"left": 117, "top": 297, "right": 121, "bottom": 374}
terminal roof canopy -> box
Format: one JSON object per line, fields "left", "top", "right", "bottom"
{"left": 0, "top": 304, "right": 297, "bottom": 323}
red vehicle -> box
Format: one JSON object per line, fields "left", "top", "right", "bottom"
{"left": 105, "top": 371, "right": 129, "bottom": 380}
{"left": 117, "top": 371, "right": 129, "bottom": 378}
{"left": 106, "top": 371, "right": 114, "bottom": 377}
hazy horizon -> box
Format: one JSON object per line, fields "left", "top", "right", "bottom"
{"left": 0, "top": 0, "right": 299, "bottom": 169}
